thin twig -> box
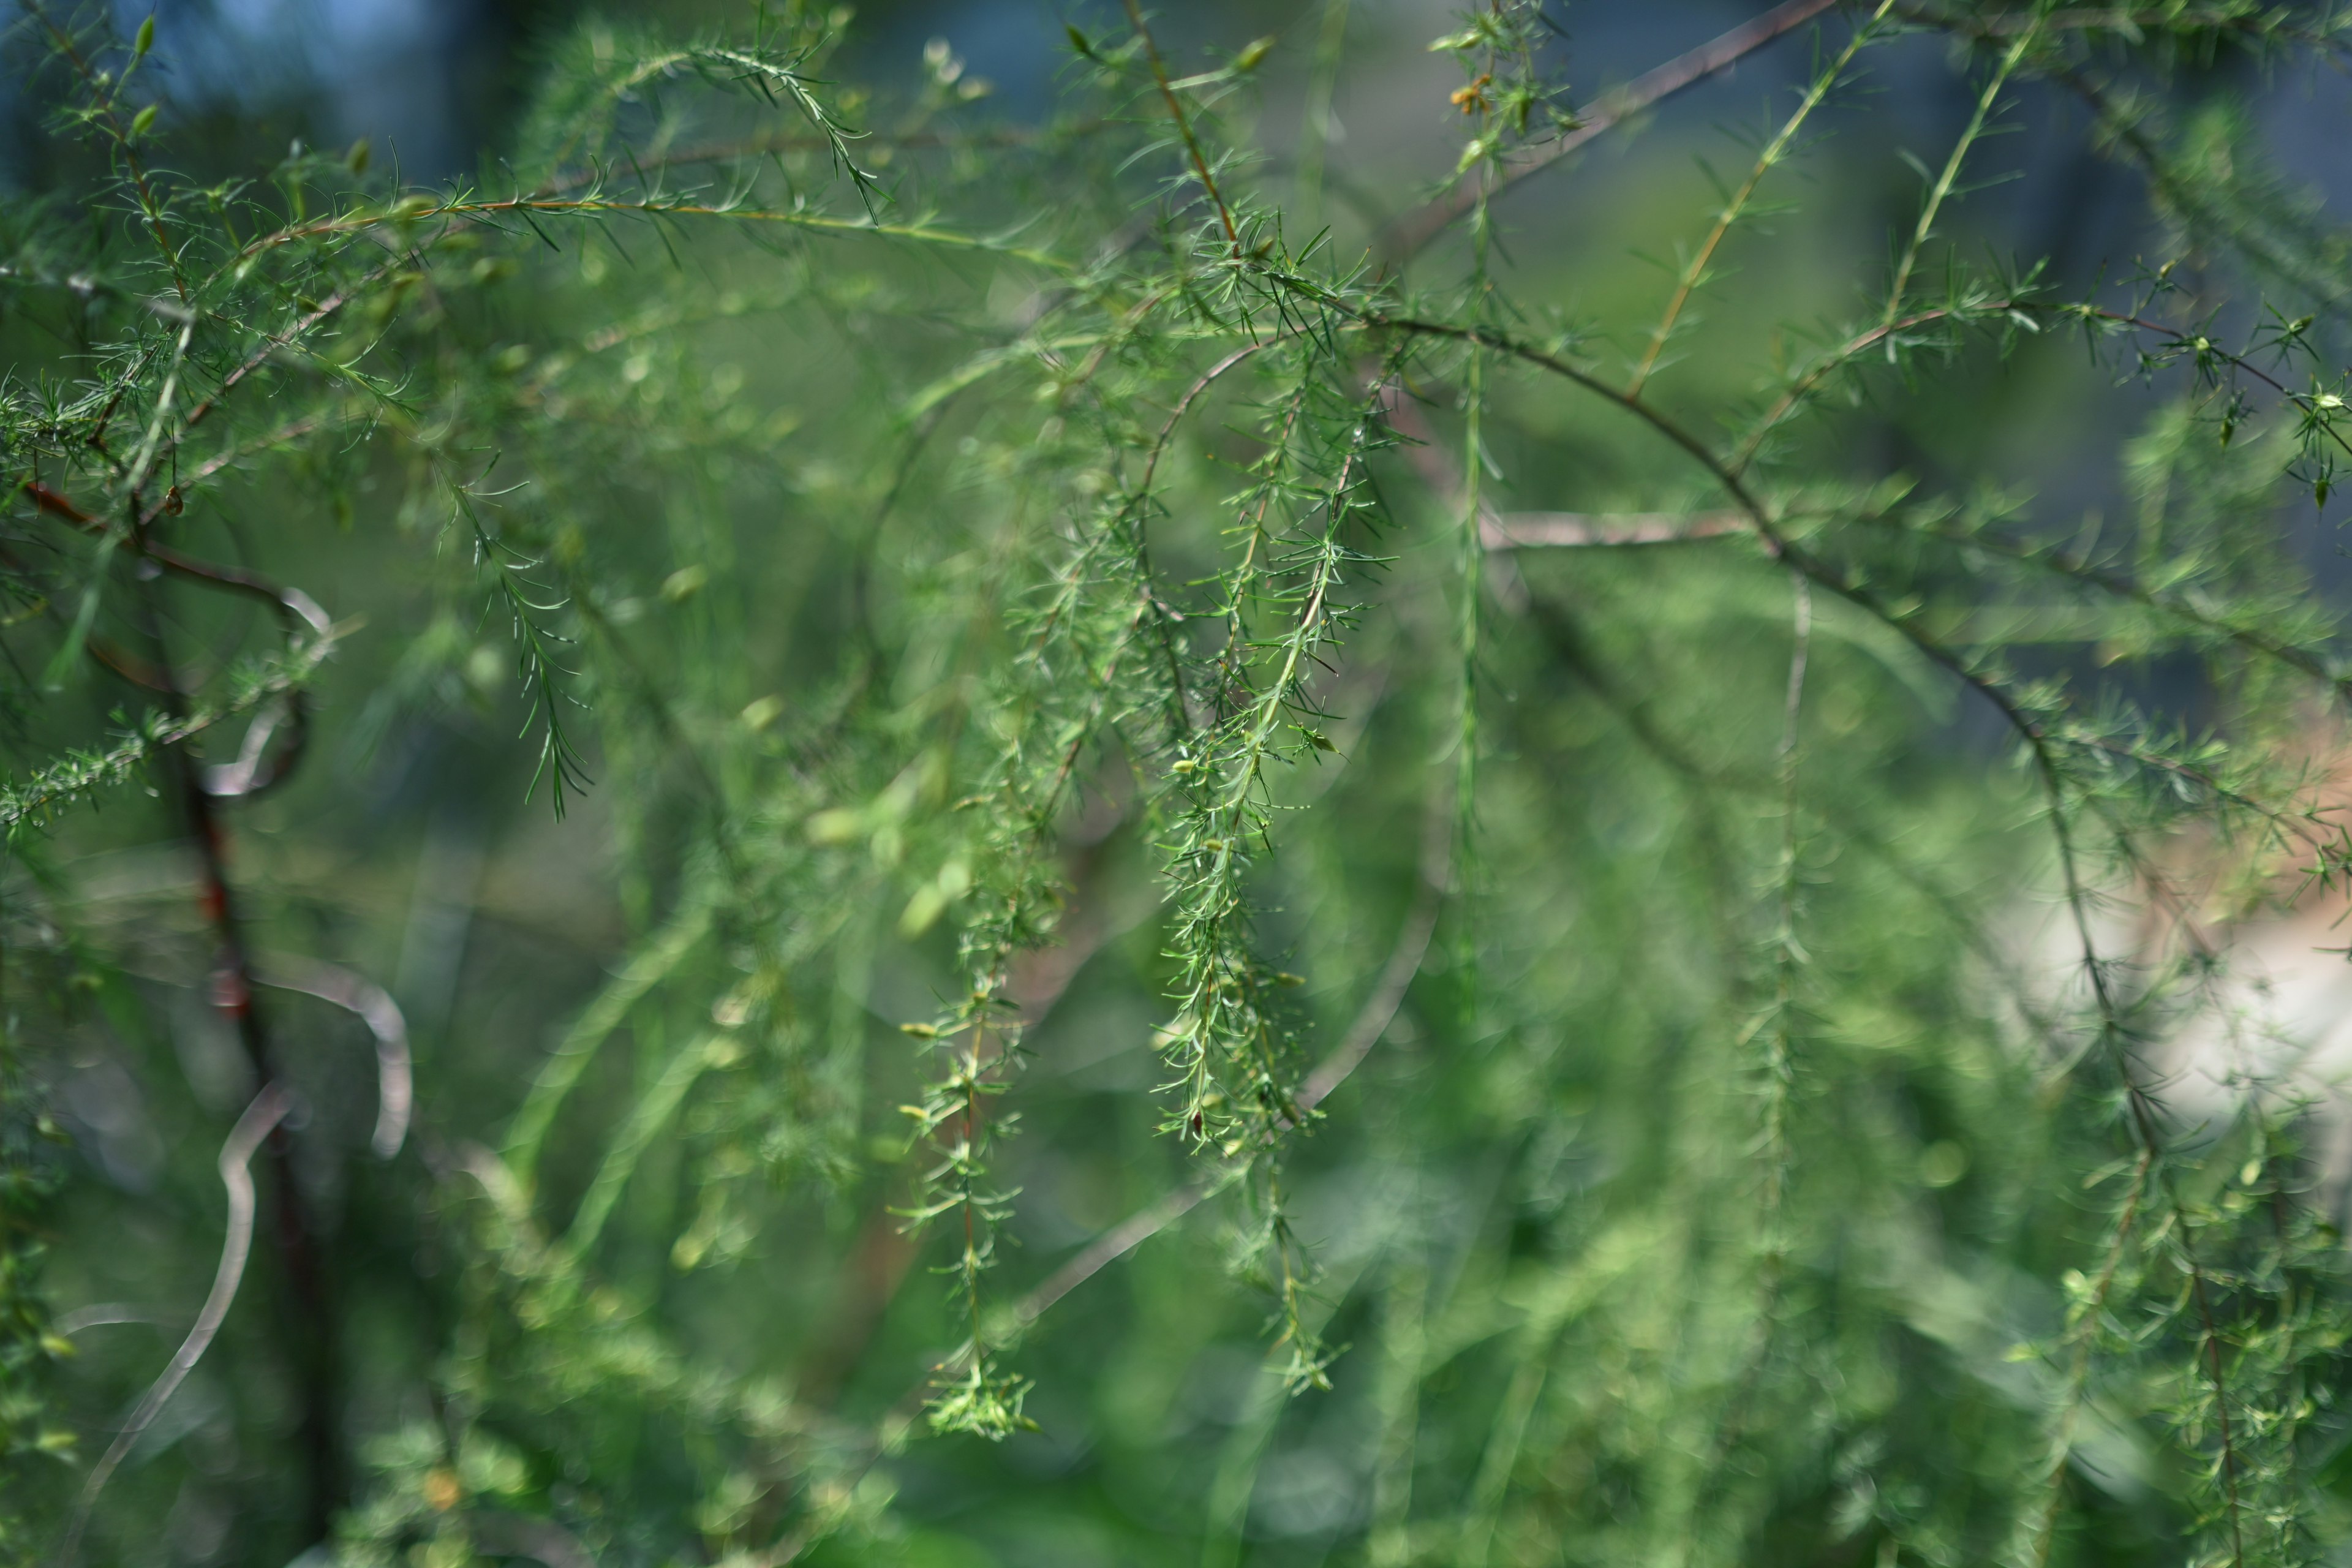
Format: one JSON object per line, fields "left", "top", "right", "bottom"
{"left": 1483, "top": 510, "right": 1746, "bottom": 548}
{"left": 1381, "top": 0, "right": 1842, "bottom": 262}
{"left": 2026, "top": 1148, "right": 2151, "bottom": 1566}
{"left": 527, "top": 124, "right": 1077, "bottom": 201}
{"left": 2036, "top": 742, "right": 2248, "bottom": 1566}
{"left": 51, "top": 1303, "right": 168, "bottom": 1337}
{"left": 1346, "top": 309, "right": 2352, "bottom": 752}
{"left": 1628, "top": 1, "right": 1895, "bottom": 397}
{"left": 111, "top": 513, "right": 345, "bottom": 1528}
{"left": 1762, "top": 568, "right": 1811, "bottom": 1237}
{"left": 254, "top": 954, "right": 411, "bottom": 1159}
{"left": 1121, "top": 0, "right": 1243, "bottom": 257}
{"left": 231, "top": 197, "right": 1072, "bottom": 277}
{"left": 58, "top": 1084, "right": 292, "bottom": 1567}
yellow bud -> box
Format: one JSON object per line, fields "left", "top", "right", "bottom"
{"left": 423, "top": 1466, "right": 462, "bottom": 1512}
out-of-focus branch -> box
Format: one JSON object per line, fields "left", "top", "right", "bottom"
{"left": 51, "top": 1303, "right": 168, "bottom": 1337}
{"left": 1483, "top": 511, "right": 1747, "bottom": 548}
{"left": 469, "top": 1513, "right": 598, "bottom": 1568}
{"left": 85, "top": 496, "right": 349, "bottom": 1528}
{"left": 255, "top": 954, "right": 412, "bottom": 1160}
{"left": 59, "top": 1085, "right": 292, "bottom": 1566}
{"left": 1379, "top": 0, "right": 1842, "bottom": 262}
{"left": 529, "top": 124, "right": 1087, "bottom": 201}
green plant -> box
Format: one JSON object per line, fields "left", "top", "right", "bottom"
{"left": 10, "top": 1, "right": 2352, "bottom": 1563}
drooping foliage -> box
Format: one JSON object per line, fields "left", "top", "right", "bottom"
{"left": 9, "top": 1, "right": 2352, "bottom": 1564}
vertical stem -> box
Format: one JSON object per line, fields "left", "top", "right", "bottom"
{"left": 1881, "top": 20, "right": 2037, "bottom": 331}
{"left": 1762, "top": 570, "right": 1810, "bottom": 1243}
{"left": 133, "top": 567, "right": 342, "bottom": 1539}
{"left": 2024, "top": 1149, "right": 2149, "bottom": 1567}
{"left": 965, "top": 1014, "right": 987, "bottom": 1360}
{"left": 1453, "top": 342, "right": 1483, "bottom": 1001}
{"left": 1366, "top": 1261, "right": 1427, "bottom": 1567}
{"left": 1294, "top": 0, "right": 1352, "bottom": 234}
{"left": 1627, "top": 1, "right": 1893, "bottom": 398}
{"left": 1691, "top": 571, "right": 1813, "bottom": 1526}
{"left": 1453, "top": 45, "right": 1496, "bottom": 1016}
{"left": 2035, "top": 745, "right": 2245, "bottom": 1566}
{"left": 1121, "top": 0, "right": 1242, "bottom": 257}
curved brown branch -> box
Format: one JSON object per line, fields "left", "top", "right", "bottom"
{"left": 1349, "top": 307, "right": 2352, "bottom": 739}
{"left": 24, "top": 481, "right": 334, "bottom": 797}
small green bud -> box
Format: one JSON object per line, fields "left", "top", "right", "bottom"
{"left": 806, "top": 807, "right": 862, "bottom": 845}
{"left": 899, "top": 881, "right": 949, "bottom": 938}
{"left": 130, "top": 104, "right": 157, "bottom": 140}
{"left": 1234, "top": 36, "right": 1274, "bottom": 72}
{"left": 134, "top": 15, "right": 155, "bottom": 56}
{"left": 900, "top": 1021, "right": 940, "bottom": 1039}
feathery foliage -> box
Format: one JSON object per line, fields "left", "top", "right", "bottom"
{"left": 11, "top": 1, "right": 2352, "bottom": 1564}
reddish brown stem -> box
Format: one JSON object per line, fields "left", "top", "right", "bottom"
{"left": 1121, "top": 0, "right": 1242, "bottom": 257}
{"left": 113, "top": 516, "right": 344, "bottom": 1539}
{"left": 1380, "top": 0, "right": 1842, "bottom": 262}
